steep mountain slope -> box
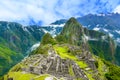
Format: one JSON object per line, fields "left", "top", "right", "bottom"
{"left": 0, "top": 44, "right": 23, "bottom": 77}
{"left": 0, "top": 21, "right": 62, "bottom": 76}
{"left": 60, "top": 17, "right": 84, "bottom": 45}
{"left": 4, "top": 17, "right": 120, "bottom": 80}
{"left": 0, "top": 21, "right": 43, "bottom": 76}
{"left": 0, "top": 22, "right": 35, "bottom": 54}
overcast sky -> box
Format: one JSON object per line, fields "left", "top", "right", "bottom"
{"left": 0, "top": 0, "right": 120, "bottom": 25}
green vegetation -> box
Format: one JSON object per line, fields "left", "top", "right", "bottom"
{"left": 32, "top": 33, "right": 58, "bottom": 55}
{"left": 104, "top": 61, "right": 120, "bottom": 80}
{"left": 53, "top": 45, "right": 77, "bottom": 60}
{"left": 69, "top": 65, "right": 74, "bottom": 76}
{"left": 88, "top": 40, "right": 114, "bottom": 61}
{"left": 4, "top": 72, "right": 50, "bottom": 80}
{"left": 76, "top": 61, "right": 87, "bottom": 69}
{"left": 97, "top": 58, "right": 108, "bottom": 79}
{"left": 53, "top": 45, "right": 88, "bottom": 69}
{"left": 115, "top": 46, "right": 120, "bottom": 65}
{"left": 55, "top": 35, "right": 67, "bottom": 43}
{"left": 84, "top": 72, "right": 94, "bottom": 80}
{"left": 60, "top": 17, "right": 84, "bottom": 45}
{"left": 31, "top": 44, "right": 52, "bottom": 55}
{"left": 0, "top": 44, "right": 23, "bottom": 76}
{"left": 88, "top": 30, "right": 105, "bottom": 39}
{"left": 41, "top": 33, "right": 57, "bottom": 45}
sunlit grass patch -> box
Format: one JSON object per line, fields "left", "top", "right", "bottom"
{"left": 4, "top": 72, "right": 51, "bottom": 80}
{"left": 53, "top": 45, "right": 77, "bottom": 60}
{"left": 76, "top": 61, "right": 87, "bottom": 69}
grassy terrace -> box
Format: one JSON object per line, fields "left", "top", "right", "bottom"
{"left": 53, "top": 45, "right": 93, "bottom": 79}
{"left": 53, "top": 45, "right": 77, "bottom": 60}
{"left": 4, "top": 72, "right": 57, "bottom": 80}
{"left": 53, "top": 45, "right": 87, "bottom": 69}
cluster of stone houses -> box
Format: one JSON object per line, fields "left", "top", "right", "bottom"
{"left": 20, "top": 46, "right": 98, "bottom": 80}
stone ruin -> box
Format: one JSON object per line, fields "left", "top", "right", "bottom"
{"left": 77, "top": 50, "right": 97, "bottom": 71}
{"left": 20, "top": 45, "right": 98, "bottom": 80}
{"left": 21, "top": 48, "right": 90, "bottom": 80}
{"left": 67, "top": 44, "right": 97, "bottom": 71}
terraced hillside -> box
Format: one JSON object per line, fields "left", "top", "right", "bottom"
{"left": 4, "top": 44, "right": 109, "bottom": 80}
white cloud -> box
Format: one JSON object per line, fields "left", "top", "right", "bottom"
{"left": 0, "top": 0, "right": 59, "bottom": 25}
{"left": 0, "top": 0, "right": 119, "bottom": 25}
{"left": 113, "top": 5, "right": 120, "bottom": 13}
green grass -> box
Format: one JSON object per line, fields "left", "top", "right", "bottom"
{"left": 32, "top": 74, "right": 49, "bottom": 80}
{"left": 0, "top": 44, "right": 23, "bottom": 76}
{"left": 0, "top": 45, "right": 16, "bottom": 61}
{"left": 53, "top": 45, "right": 77, "bottom": 60}
{"left": 4, "top": 72, "right": 50, "bottom": 80}
{"left": 32, "top": 44, "right": 52, "bottom": 55}
{"left": 76, "top": 61, "right": 87, "bottom": 69}
{"left": 104, "top": 60, "right": 120, "bottom": 80}
{"left": 93, "top": 56, "right": 108, "bottom": 80}
{"left": 69, "top": 65, "right": 74, "bottom": 76}
{"left": 54, "top": 45, "right": 88, "bottom": 69}
{"left": 84, "top": 72, "right": 94, "bottom": 80}
{"left": 4, "top": 72, "right": 35, "bottom": 80}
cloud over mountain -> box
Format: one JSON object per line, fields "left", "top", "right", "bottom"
{"left": 114, "top": 5, "right": 120, "bottom": 13}
{"left": 0, "top": 0, "right": 120, "bottom": 25}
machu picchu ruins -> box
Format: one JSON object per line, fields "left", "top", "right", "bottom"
{"left": 10, "top": 44, "right": 99, "bottom": 80}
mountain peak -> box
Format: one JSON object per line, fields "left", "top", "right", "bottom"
{"left": 60, "top": 17, "right": 84, "bottom": 45}
{"left": 67, "top": 17, "right": 77, "bottom": 23}
{"left": 65, "top": 17, "right": 81, "bottom": 26}
{"left": 41, "top": 33, "right": 57, "bottom": 45}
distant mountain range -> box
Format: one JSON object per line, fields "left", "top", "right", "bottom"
{"left": 52, "top": 13, "right": 120, "bottom": 44}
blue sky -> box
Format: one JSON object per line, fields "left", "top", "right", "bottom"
{"left": 0, "top": 0, "right": 120, "bottom": 25}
